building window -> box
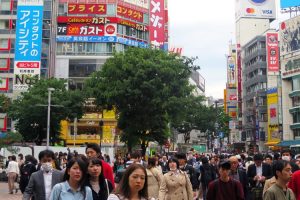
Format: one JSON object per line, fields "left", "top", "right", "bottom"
{"left": 292, "top": 112, "right": 300, "bottom": 124}
{"left": 294, "top": 129, "right": 300, "bottom": 140}
{"left": 0, "top": 39, "right": 9, "bottom": 50}
{"left": 0, "top": 58, "right": 9, "bottom": 70}
{"left": 292, "top": 77, "right": 300, "bottom": 91}
{"left": 0, "top": 0, "right": 11, "bottom": 13}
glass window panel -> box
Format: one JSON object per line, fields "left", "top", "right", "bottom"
{"left": 107, "top": 4, "right": 115, "bottom": 15}
{"left": 44, "top": 1, "right": 51, "bottom": 11}
{"left": 0, "top": 0, "right": 10, "bottom": 10}
{"left": 0, "top": 58, "right": 8, "bottom": 68}
{"left": 143, "top": 13, "right": 149, "bottom": 24}
{"left": 0, "top": 39, "right": 9, "bottom": 48}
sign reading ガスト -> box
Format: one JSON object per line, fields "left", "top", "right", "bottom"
{"left": 14, "top": 0, "right": 43, "bottom": 91}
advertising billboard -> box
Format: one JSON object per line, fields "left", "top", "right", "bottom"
{"left": 117, "top": 5, "right": 144, "bottom": 22}
{"left": 149, "top": 0, "right": 165, "bottom": 48}
{"left": 57, "top": 24, "right": 105, "bottom": 36}
{"left": 280, "top": 0, "right": 300, "bottom": 8}
{"left": 14, "top": 0, "right": 43, "bottom": 91}
{"left": 68, "top": 4, "right": 107, "bottom": 15}
{"left": 235, "top": 0, "right": 276, "bottom": 21}
{"left": 266, "top": 32, "right": 279, "bottom": 72}
{"left": 227, "top": 55, "right": 236, "bottom": 88}
{"left": 267, "top": 88, "right": 280, "bottom": 143}
{"left": 280, "top": 16, "right": 300, "bottom": 56}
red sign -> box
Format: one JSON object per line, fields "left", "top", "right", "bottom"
{"left": 266, "top": 33, "right": 279, "bottom": 72}
{"left": 105, "top": 25, "right": 115, "bottom": 34}
{"left": 16, "top": 62, "right": 40, "bottom": 68}
{"left": 57, "top": 16, "right": 117, "bottom": 24}
{"left": 118, "top": 18, "right": 147, "bottom": 31}
{"left": 68, "top": 4, "right": 107, "bottom": 14}
{"left": 117, "top": 5, "right": 143, "bottom": 22}
{"left": 67, "top": 24, "right": 104, "bottom": 36}
{"left": 229, "top": 95, "right": 237, "bottom": 101}
{"left": 149, "top": 0, "right": 165, "bottom": 47}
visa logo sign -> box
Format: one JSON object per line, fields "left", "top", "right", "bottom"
{"left": 262, "top": 10, "right": 272, "bottom": 14}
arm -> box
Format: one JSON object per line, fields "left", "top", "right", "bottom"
{"left": 158, "top": 175, "right": 167, "bottom": 200}
{"left": 22, "top": 174, "right": 34, "bottom": 200}
{"left": 49, "top": 184, "right": 61, "bottom": 200}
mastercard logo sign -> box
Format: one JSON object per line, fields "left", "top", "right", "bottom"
{"left": 246, "top": 8, "right": 255, "bottom": 13}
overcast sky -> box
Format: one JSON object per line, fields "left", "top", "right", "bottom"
{"left": 168, "top": 0, "right": 286, "bottom": 99}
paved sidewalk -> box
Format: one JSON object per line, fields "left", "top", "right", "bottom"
{"left": 0, "top": 182, "right": 22, "bottom": 200}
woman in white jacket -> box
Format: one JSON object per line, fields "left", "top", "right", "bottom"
{"left": 6, "top": 155, "right": 19, "bottom": 194}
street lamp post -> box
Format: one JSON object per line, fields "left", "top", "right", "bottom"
{"left": 46, "top": 88, "right": 55, "bottom": 149}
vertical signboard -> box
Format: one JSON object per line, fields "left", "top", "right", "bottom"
{"left": 227, "top": 55, "right": 236, "bottom": 88}
{"left": 237, "top": 44, "right": 242, "bottom": 118}
{"left": 266, "top": 32, "right": 279, "bottom": 73}
{"left": 267, "top": 88, "right": 280, "bottom": 143}
{"left": 14, "top": 0, "right": 43, "bottom": 90}
{"left": 149, "top": 0, "right": 164, "bottom": 48}
{"left": 280, "top": 16, "right": 300, "bottom": 56}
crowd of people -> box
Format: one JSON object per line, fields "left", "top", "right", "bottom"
{"left": 3, "top": 144, "right": 300, "bottom": 200}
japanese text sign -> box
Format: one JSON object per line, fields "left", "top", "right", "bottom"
{"left": 68, "top": 4, "right": 107, "bottom": 14}
{"left": 58, "top": 24, "right": 105, "bottom": 36}
{"left": 117, "top": 5, "right": 143, "bottom": 22}
{"left": 149, "top": 0, "right": 164, "bottom": 48}
{"left": 266, "top": 33, "right": 279, "bottom": 72}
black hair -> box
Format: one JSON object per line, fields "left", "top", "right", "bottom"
{"left": 115, "top": 163, "right": 148, "bottom": 199}
{"left": 273, "top": 153, "right": 280, "bottom": 160}
{"left": 64, "top": 157, "right": 88, "bottom": 195}
{"left": 253, "top": 154, "right": 263, "bottom": 161}
{"left": 167, "top": 157, "right": 179, "bottom": 170}
{"left": 11, "top": 155, "right": 16, "bottom": 161}
{"left": 131, "top": 152, "right": 140, "bottom": 159}
{"left": 86, "top": 143, "right": 101, "bottom": 154}
{"left": 175, "top": 153, "right": 186, "bottom": 160}
{"left": 201, "top": 157, "right": 209, "bottom": 164}
{"left": 281, "top": 149, "right": 293, "bottom": 156}
{"left": 18, "top": 154, "right": 23, "bottom": 159}
{"left": 272, "top": 160, "right": 290, "bottom": 179}
{"left": 265, "top": 154, "right": 273, "bottom": 160}
{"left": 86, "top": 158, "right": 110, "bottom": 199}
{"left": 147, "top": 157, "right": 156, "bottom": 169}
{"left": 38, "top": 150, "right": 55, "bottom": 161}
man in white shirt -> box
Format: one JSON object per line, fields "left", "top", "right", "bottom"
{"left": 23, "top": 150, "right": 64, "bottom": 200}
{"left": 7, "top": 155, "right": 19, "bottom": 194}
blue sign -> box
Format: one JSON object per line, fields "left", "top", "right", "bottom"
{"left": 15, "top": 5, "right": 43, "bottom": 61}
{"left": 56, "top": 36, "right": 148, "bottom": 48}
{"left": 250, "top": 0, "right": 266, "bottom": 4}
{"left": 280, "top": 0, "right": 300, "bottom": 8}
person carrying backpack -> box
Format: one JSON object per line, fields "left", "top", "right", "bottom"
{"left": 200, "top": 157, "right": 216, "bottom": 200}
{"left": 19, "top": 155, "right": 37, "bottom": 193}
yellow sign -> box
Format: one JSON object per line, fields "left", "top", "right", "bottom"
{"left": 267, "top": 88, "right": 280, "bottom": 143}
{"left": 103, "top": 109, "right": 116, "bottom": 119}
{"left": 102, "top": 125, "right": 114, "bottom": 143}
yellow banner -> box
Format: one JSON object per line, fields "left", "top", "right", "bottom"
{"left": 267, "top": 89, "right": 280, "bottom": 143}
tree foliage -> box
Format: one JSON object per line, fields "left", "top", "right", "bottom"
{"left": 85, "top": 48, "right": 197, "bottom": 152}
{"left": 8, "top": 78, "right": 84, "bottom": 145}
{"left": 0, "top": 94, "right": 11, "bottom": 113}
{"left": 0, "top": 131, "right": 23, "bottom": 149}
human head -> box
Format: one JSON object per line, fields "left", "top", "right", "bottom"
{"left": 273, "top": 152, "right": 280, "bottom": 161}
{"left": 168, "top": 157, "right": 179, "bottom": 171}
{"left": 11, "top": 155, "right": 16, "bottom": 161}
{"left": 175, "top": 153, "right": 187, "bottom": 168}
{"left": 201, "top": 157, "right": 209, "bottom": 164}
{"left": 116, "top": 164, "right": 148, "bottom": 199}
{"left": 18, "top": 153, "right": 23, "bottom": 160}
{"left": 229, "top": 156, "right": 239, "bottom": 172}
{"left": 253, "top": 154, "right": 263, "bottom": 166}
{"left": 147, "top": 157, "right": 156, "bottom": 169}
{"left": 64, "top": 157, "right": 88, "bottom": 191}
{"left": 162, "top": 155, "right": 167, "bottom": 161}
{"left": 86, "top": 143, "right": 101, "bottom": 159}
{"left": 281, "top": 149, "right": 292, "bottom": 161}
{"left": 38, "top": 149, "right": 55, "bottom": 163}
{"left": 272, "top": 160, "right": 292, "bottom": 183}
{"left": 130, "top": 152, "right": 140, "bottom": 163}
{"left": 218, "top": 160, "right": 231, "bottom": 181}
{"left": 87, "top": 157, "right": 104, "bottom": 180}
{"left": 264, "top": 154, "right": 273, "bottom": 165}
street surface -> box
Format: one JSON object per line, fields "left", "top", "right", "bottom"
{"left": 0, "top": 182, "right": 22, "bottom": 200}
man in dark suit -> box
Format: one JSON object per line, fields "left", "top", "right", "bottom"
{"left": 229, "top": 155, "right": 249, "bottom": 200}
{"left": 23, "top": 150, "right": 64, "bottom": 200}
{"left": 247, "top": 154, "right": 272, "bottom": 200}
{"left": 159, "top": 155, "right": 169, "bottom": 174}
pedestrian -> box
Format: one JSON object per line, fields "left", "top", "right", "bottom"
{"left": 146, "top": 156, "right": 163, "bottom": 199}
{"left": 49, "top": 157, "right": 93, "bottom": 200}
{"left": 23, "top": 149, "right": 64, "bottom": 200}
{"left": 200, "top": 157, "right": 216, "bottom": 200}
{"left": 281, "top": 149, "right": 299, "bottom": 173}
{"left": 206, "top": 160, "right": 244, "bottom": 200}
{"left": 107, "top": 164, "right": 148, "bottom": 200}
{"left": 6, "top": 155, "right": 19, "bottom": 194}
{"left": 85, "top": 157, "right": 113, "bottom": 200}
{"left": 159, "top": 157, "right": 193, "bottom": 200}
{"left": 19, "top": 155, "right": 37, "bottom": 193}
{"left": 263, "top": 160, "right": 295, "bottom": 200}
{"left": 288, "top": 168, "right": 300, "bottom": 200}
{"left": 85, "top": 143, "right": 115, "bottom": 188}
{"left": 159, "top": 155, "right": 169, "bottom": 174}
{"left": 229, "top": 155, "right": 249, "bottom": 200}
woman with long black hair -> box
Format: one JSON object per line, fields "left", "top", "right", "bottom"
{"left": 49, "top": 157, "right": 93, "bottom": 200}
{"left": 85, "top": 157, "right": 113, "bottom": 200}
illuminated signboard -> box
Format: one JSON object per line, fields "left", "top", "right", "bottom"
{"left": 14, "top": 0, "right": 43, "bottom": 91}
{"left": 68, "top": 4, "right": 107, "bottom": 14}
{"left": 149, "top": 0, "right": 165, "bottom": 47}
{"left": 117, "top": 5, "right": 143, "bottom": 22}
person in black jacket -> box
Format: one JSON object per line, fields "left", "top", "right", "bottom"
{"left": 200, "top": 157, "right": 216, "bottom": 200}
{"left": 19, "top": 155, "right": 37, "bottom": 193}
{"left": 176, "top": 153, "right": 198, "bottom": 191}
{"left": 85, "top": 157, "right": 113, "bottom": 200}
{"left": 229, "top": 156, "right": 249, "bottom": 200}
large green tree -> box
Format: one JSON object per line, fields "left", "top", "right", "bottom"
{"left": 85, "top": 47, "right": 197, "bottom": 154}
{"left": 8, "top": 78, "right": 84, "bottom": 145}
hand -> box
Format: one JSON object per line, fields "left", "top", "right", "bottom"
{"left": 259, "top": 176, "right": 266, "bottom": 182}
{"left": 253, "top": 175, "right": 259, "bottom": 181}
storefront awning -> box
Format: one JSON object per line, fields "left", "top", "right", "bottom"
{"left": 264, "top": 141, "right": 279, "bottom": 146}
{"left": 276, "top": 140, "right": 300, "bottom": 147}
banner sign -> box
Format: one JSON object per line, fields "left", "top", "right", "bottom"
{"left": 68, "top": 3, "right": 107, "bottom": 14}
{"left": 56, "top": 36, "right": 148, "bottom": 48}
{"left": 149, "top": 0, "right": 164, "bottom": 47}
{"left": 227, "top": 55, "right": 236, "bottom": 88}
{"left": 117, "top": 5, "right": 143, "bottom": 22}
{"left": 266, "top": 33, "right": 279, "bottom": 72}
{"left": 267, "top": 88, "right": 280, "bottom": 143}
{"left": 58, "top": 24, "right": 104, "bottom": 36}
{"left": 280, "top": 16, "right": 300, "bottom": 56}
{"left": 280, "top": 0, "right": 300, "bottom": 8}
{"left": 14, "top": 0, "right": 43, "bottom": 91}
